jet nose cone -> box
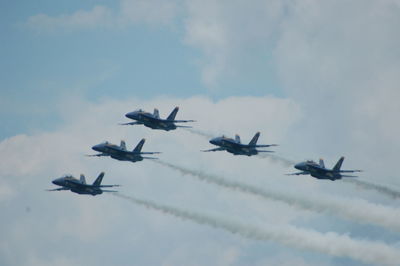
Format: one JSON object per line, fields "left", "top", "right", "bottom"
{"left": 52, "top": 178, "right": 62, "bottom": 186}
{"left": 125, "top": 111, "right": 136, "bottom": 118}
{"left": 209, "top": 138, "right": 218, "bottom": 145}
{"left": 92, "top": 144, "right": 101, "bottom": 151}
{"left": 294, "top": 162, "right": 304, "bottom": 170}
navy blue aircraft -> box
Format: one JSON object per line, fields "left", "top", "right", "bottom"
{"left": 288, "top": 157, "right": 362, "bottom": 181}
{"left": 202, "top": 132, "right": 277, "bottom": 156}
{"left": 48, "top": 172, "right": 119, "bottom": 196}
{"left": 88, "top": 139, "right": 160, "bottom": 162}
{"left": 120, "top": 107, "right": 195, "bottom": 131}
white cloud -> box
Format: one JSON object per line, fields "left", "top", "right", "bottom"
{"left": 25, "top": 0, "right": 180, "bottom": 31}
{"left": 1, "top": 95, "right": 400, "bottom": 265}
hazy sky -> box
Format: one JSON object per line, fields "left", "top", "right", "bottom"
{"left": 1, "top": 1, "right": 400, "bottom": 265}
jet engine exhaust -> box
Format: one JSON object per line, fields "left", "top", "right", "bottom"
{"left": 154, "top": 160, "right": 400, "bottom": 232}
{"left": 113, "top": 192, "right": 400, "bottom": 266}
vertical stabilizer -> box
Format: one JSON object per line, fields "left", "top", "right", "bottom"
{"left": 167, "top": 107, "right": 179, "bottom": 121}
{"left": 319, "top": 158, "right": 325, "bottom": 168}
{"left": 80, "top": 174, "right": 86, "bottom": 184}
{"left": 153, "top": 108, "right": 160, "bottom": 118}
{"left": 93, "top": 172, "right": 105, "bottom": 186}
{"left": 235, "top": 134, "right": 241, "bottom": 143}
{"left": 249, "top": 132, "right": 260, "bottom": 146}
{"left": 333, "top": 157, "right": 345, "bottom": 172}
{"left": 133, "top": 139, "right": 145, "bottom": 152}
{"left": 120, "top": 140, "right": 127, "bottom": 150}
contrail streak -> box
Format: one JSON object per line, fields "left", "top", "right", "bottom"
{"left": 343, "top": 179, "right": 400, "bottom": 199}
{"left": 183, "top": 128, "right": 214, "bottom": 139}
{"left": 257, "top": 153, "right": 295, "bottom": 167}
{"left": 113, "top": 193, "right": 400, "bottom": 266}
{"left": 154, "top": 160, "right": 400, "bottom": 232}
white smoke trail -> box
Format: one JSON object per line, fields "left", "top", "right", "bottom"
{"left": 257, "top": 153, "right": 295, "bottom": 167}
{"left": 154, "top": 160, "right": 400, "bottom": 232}
{"left": 183, "top": 128, "right": 214, "bottom": 139}
{"left": 113, "top": 193, "right": 400, "bottom": 266}
{"left": 343, "top": 179, "right": 400, "bottom": 199}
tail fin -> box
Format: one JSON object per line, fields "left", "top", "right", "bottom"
{"left": 249, "top": 132, "right": 260, "bottom": 146}
{"left": 120, "top": 140, "right": 127, "bottom": 150}
{"left": 153, "top": 108, "right": 160, "bottom": 118}
{"left": 133, "top": 138, "right": 145, "bottom": 152}
{"left": 235, "top": 134, "right": 241, "bottom": 143}
{"left": 92, "top": 172, "right": 105, "bottom": 186}
{"left": 333, "top": 157, "right": 344, "bottom": 172}
{"left": 80, "top": 174, "right": 86, "bottom": 184}
{"left": 167, "top": 107, "right": 179, "bottom": 121}
{"left": 319, "top": 158, "right": 325, "bottom": 168}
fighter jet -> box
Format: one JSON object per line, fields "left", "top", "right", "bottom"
{"left": 48, "top": 172, "right": 119, "bottom": 196}
{"left": 202, "top": 132, "right": 278, "bottom": 156}
{"left": 288, "top": 157, "right": 362, "bottom": 181}
{"left": 120, "top": 107, "right": 195, "bottom": 131}
{"left": 88, "top": 139, "right": 160, "bottom": 162}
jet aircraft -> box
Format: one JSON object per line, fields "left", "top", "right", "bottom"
{"left": 89, "top": 139, "right": 160, "bottom": 162}
{"left": 48, "top": 172, "right": 119, "bottom": 196}
{"left": 121, "top": 107, "right": 195, "bottom": 131}
{"left": 202, "top": 132, "right": 277, "bottom": 156}
{"left": 288, "top": 157, "right": 362, "bottom": 181}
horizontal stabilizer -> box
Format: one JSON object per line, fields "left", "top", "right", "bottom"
{"left": 141, "top": 156, "right": 159, "bottom": 160}
{"left": 257, "top": 150, "right": 275, "bottom": 153}
{"left": 341, "top": 175, "right": 359, "bottom": 178}
{"left": 340, "top": 170, "right": 363, "bottom": 173}
{"left": 139, "top": 152, "right": 161, "bottom": 154}
{"left": 175, "top": 125, "right": 193, "bottom": 128}
{"left": 256, "top": 144, "right": 278, "bottom": 147}
{"left": 46, "top": 188, "right": 69, "bottom": 191}
{"left": 101, "top": 189, "right": 119, "bottom": 193}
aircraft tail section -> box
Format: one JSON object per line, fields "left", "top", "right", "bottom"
{"left": 333, "top": 157, "right": 345, "bottom": 172}
{"left": 319, "top": 158, "right": 325, "bottom": 168}
{"left": 93, "top": 172, "right": 105, "bottom": 186}
{"left": 167, "top": 107, "right": 179, "bottom": 121}
{"left": 133, "top": 138, "right": 145, "bottom": 152}
{"left": 80, "top": 174, "right": 86, "bottom": 184}
{"left": 153, "top": 108, "right": 160, "bottom": 118}
{"left": 249, "top": 132, "right": 260, "bottom": 146}
{"left": 120, "top": 140, "right": 127, "bottom": 150}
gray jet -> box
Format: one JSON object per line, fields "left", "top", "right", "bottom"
{"left": 89, "top": 139, "right": 160, "bottom": 162}
{"left": 48, "top": 172, "right": 119, "bottom": 196}
{"left": 202, "top": 132, "right": 277, "bottom": 156}
{"left": 121, "top": 107, "right": 195, "bottom": 131}
{"left": 288, "top": 157, "right": 362, "bottom": 181}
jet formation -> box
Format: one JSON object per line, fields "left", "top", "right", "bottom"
{"left": 121, "top": 107, "right": 195, "bottom": 131}
{"left": 48, "top": 172, "right": 119, "bottom": 196}
{"left": 50, "top": 106, "right": 363, "bottom": 195}
{"left": 202, "top": 132, "right": 278, "bottom": 156}
{"left": 88, "top": 139, "right": 160, "bottom": 162}
{"left": 288, "top": 157, "right": 362, "bottom": 181}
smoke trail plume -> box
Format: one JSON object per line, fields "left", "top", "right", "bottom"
{"left": 154, "top": 160, "right": 400, "bottom": 232}
{"left": 257, "top": 153, "right": 295, "bottom": 167}
{"left": 113, "top": 193, "right": 400, "bottom": 265}
{"left": 343, "top": 179, "right": 400, "bottom": 199}
{"left": 183, "top": 128, "right": 214, "bottom": 139}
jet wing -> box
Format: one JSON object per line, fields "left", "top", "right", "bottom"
{"left": 46, "top": 187, "right": 69, "bottom": 191}
{"left": 98, "top": 185, "right": 120, "bottom": 187}
{"left": 138, "top": 152, "right": 162, "bottom": 154}
{"left": 286, "top": 172, "right": 309, "bottom": 176}
{"left": 86, "top": 153, "right": 108, "bottom": 157}
{"left": 172, "top": 120, "right": 196, "bottom": 123}
{"left": 202, "top": 147, "right": 225, "bottom": 152}
{"left": 119, "top": 122, "right": 142, "bottom": 125}
{"left": 340, "top": 170, "right": 363, "bottom": 173}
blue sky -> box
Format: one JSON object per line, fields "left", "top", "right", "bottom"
{"left": 1, "top": 1, "right": 400, "bottom": 266}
